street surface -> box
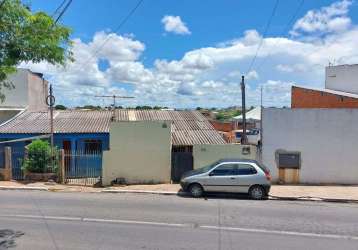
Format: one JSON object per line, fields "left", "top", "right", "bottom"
{"left": 1, "top": 190, "right": 358, "bottom": 250}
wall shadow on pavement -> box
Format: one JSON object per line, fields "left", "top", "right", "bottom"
{"left": 0, "top": 229, "right": 24, "bottom": 249}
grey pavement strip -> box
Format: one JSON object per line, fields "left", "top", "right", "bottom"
{"left": 1, "top": 214, "right": 358, "bottom": 241}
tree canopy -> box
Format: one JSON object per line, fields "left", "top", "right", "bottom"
{"left": 0, "top": 0, "right": 73, "bottom": 101}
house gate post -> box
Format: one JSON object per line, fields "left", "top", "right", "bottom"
{"left": 4, "top": 147, "right": 12, "bottom": 180}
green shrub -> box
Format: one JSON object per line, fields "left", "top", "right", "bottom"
{"left": 22, "top": 140, "right": 58, "bottom": 173}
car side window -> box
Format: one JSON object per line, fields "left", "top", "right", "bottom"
{"left": 238, "top": 164, "right": 257, "bottom": 175}
{"left": 210, "top": 164, "right": 237, "bottom": 176}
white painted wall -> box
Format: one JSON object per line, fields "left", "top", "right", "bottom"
{"left": 3, "top": 69, "right": 28, "bottom": 108}
{"left": 325, "top": 65, "right": 358, "bottom": 94}
{"left": 2, "top": 68, "right": 47, "bottom": 110}
{"left": 27, "top": 71, "right": 48, "bottom": 111}
{"left": 102, "top": 121, "right": 172, "bottom": 186}
{"left": 193, "top": 144, "right": 257, "bottom": 169}
{"left": 262, "top": 108, "right": 358, "bottom": 184}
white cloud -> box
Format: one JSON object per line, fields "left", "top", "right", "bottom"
{"left": 91, "top": 31, "right": 145, "bottom": 63}
{"left": 228, "top": 70, "right": 258, "bottom": 80}
{"left": 161, "top": 15, "right": 191, "bottom": 35}
{"left": 19, "top": 1, "right": 358, "bottom": 108}
{"left": 291, "top": 0, "right": 352, "bottom": 36}
{"left": 276, "top": 64, "right": 307, "bottom": 73}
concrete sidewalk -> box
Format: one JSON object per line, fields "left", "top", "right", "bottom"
{"left": 1, "top": 181, "right": 358, "bottom": 202}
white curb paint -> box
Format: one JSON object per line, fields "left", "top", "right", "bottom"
{"left": 0, "top": 186, "right": 48, "bottom": 191}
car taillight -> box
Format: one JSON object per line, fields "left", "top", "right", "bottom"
{"left": 265, "top": 171, "right": 271, "bottom": 181}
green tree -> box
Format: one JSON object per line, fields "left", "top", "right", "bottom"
{"left": 233, "top": 110, "right": 241, "bottom": 116}
{"left": 55, "top": 104, "right": 67, "bottom": 110}
{"left": 0, "top": 0, "right": 73, "bottom": 101}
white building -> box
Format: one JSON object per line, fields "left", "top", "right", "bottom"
{"left": 233, "top": 106, "right": 261, "bottom": 128}
{"left": 262, "top": 108, "right": 358, "bottom": 184}
{"left": 325, "top": 64, "right": 358, "bottom": 94}
{"left": 0, "top": 68, "right": 48, "bottom": 123}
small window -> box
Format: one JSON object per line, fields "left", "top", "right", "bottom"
{"left": 211, "top": 164, "right": 237, "bottom": 176}
{"left": 238, "top": 164, "right": 257, "bottom": 175}
{"left": 84, "top": 139, "right": 102, "bottom": 154}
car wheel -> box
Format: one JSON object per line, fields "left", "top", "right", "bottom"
{"left": 249, "top": 185, "right": 266, "bottom": 200}
{"left": 189, "top": 183, "right": 204, "bottom": 198}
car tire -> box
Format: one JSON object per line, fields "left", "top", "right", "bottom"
{"left": 249, "top": 185, "right": 266, "bottom": 200}
{"left": 189, "top": 183, "right": 204, "bottom": 198}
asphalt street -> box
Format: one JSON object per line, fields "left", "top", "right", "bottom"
{"left": 1, "top": 190, "right": 358, "bottom": 250}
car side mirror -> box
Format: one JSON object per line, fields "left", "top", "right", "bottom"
{"left": 209, "top": 172, "right": 214, "bottom": 176}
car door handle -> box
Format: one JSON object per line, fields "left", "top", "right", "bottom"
{"left": 230, "top": 177, "right": 236, "bottom": 180}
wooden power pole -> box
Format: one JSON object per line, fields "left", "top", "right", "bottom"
{"left": 241, "top": 75, "right": 247, "bottom": 144}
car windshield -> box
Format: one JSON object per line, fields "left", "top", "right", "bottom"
{"left": 197, "top": 161, "right": 220, "bottom": 173}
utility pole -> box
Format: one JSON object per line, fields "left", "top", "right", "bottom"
{"left": 241, "top": 75, "right": 247, "bottom": 144}
{"left": 94, "top": 95, "right": 135, "bottom": 119}
{"left": 46, "top": 84, "right": 56, "bottom": 168}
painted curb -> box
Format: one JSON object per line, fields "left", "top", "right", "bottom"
{"left": 101, "top": 189, "right": 184, "bottom": 195}
{"left": 269, "top": 195, "right": 358, "bottom": 203}
{"left": 0, "top": 186, "right": 48, "bottom": 191}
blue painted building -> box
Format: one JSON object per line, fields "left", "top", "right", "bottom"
{"left": 0, "top": 110, "right": 112, "bottom": 178}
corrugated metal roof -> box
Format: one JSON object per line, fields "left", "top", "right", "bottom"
{"left": 0, "top": 110, "right": 112, "bottom": 134}
{"left": 0, "top": 109, "right": 226, "bottom": 145}
{"left": 113, "top": 110, "right": 226, "bottom": 145}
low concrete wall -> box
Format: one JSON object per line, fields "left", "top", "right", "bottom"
{"left": 102, "top": 121, "right": 172, "bottom": 186}
{"left": 193, "top": 144, "right": 257, "bottom": 169}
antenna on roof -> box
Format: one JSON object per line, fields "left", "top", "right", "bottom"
{"left": 94, "top": 95, "right": 135, "bottom": 120}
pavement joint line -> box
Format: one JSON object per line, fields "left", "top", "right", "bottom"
{"left": 82, "top": 218, "right": 187, "bottom": 227}
{"left": 1, "top": 213, "right": 358, "bottom": 241}
{"left": 200, "top": 225, "right": 358, "bottom": 241}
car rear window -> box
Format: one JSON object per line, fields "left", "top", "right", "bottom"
{"left": 238, "top": 164, "right": 257, "bottom": 175}
{"left": 256, "top": 162, "right": 270, "bottom": 173}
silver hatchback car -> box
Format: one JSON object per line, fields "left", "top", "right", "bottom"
{"left": 180, "top": 159, "right": 271, "bottom": 200}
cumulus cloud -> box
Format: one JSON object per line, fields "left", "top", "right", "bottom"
{"left": 19, "top": 1, "right": 358, "bottom": 108}
{"left": 161, "top": 15, "right": 191, "bottom": 35}
{"left": 276, "top": 64, "right": 307, "bottom": 73}
{"left": 290, "top": 0, "right": 352, "bottom": 36}
{"left": 228, "top": 70, "right": 258, "bottom": 80}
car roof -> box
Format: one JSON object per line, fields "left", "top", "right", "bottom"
{"left": 216, "top": 158, "right": 259, "bottom": 164}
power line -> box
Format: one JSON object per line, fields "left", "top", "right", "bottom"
{"left": 54, "top": 0, "right": 73, "bottom": 24}
{"left": 80, "top": 0, "right": 144, "bottom": 69}
{"left": 255, "top": 0, "right": 305, "bottom": 72}
{"left": 246, "top": 0, "right": 280, "bottom": 75}
{"left": 51, "top": 0, "right": 67, "bottom": 18}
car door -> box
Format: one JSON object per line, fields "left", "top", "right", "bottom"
{"left": 204, "top": 163, "right": 238, "bottom": 192}
{"left": 236, "top": 163, "right": 259, "bottom": 193}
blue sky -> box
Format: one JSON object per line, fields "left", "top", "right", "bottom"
{"left": 23, "top": 0, "right": 358, "bottom": 108}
